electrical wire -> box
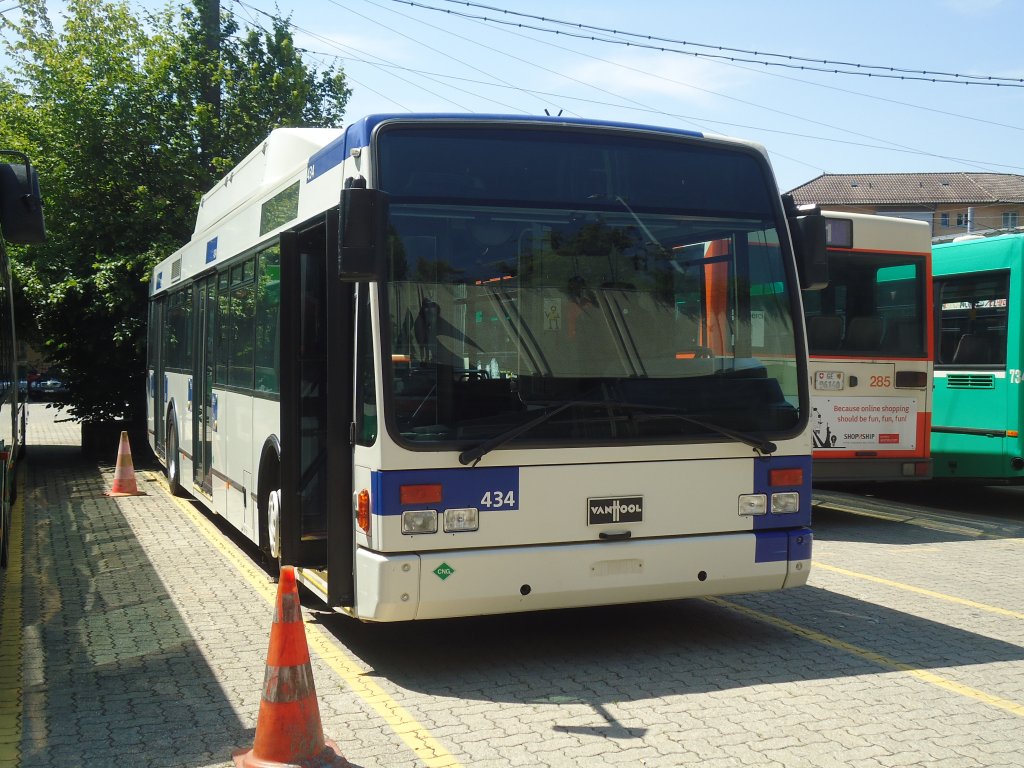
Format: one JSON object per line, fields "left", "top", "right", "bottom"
{"left": 225, "top": 0, "right": 1024, "bottom": 178}
{"left": 413, "top": 0, "right": 1024, "bottom": 87}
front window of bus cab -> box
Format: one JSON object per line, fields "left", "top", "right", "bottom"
{"left": 375, "top": 122, "right": 804, "bottom": 452}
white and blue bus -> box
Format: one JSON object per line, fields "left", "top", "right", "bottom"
{"left": 147, "top": 114, "right": 824, "bottom": 621}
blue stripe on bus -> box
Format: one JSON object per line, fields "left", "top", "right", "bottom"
{"left": 751, "top": 454, "right": 813, "bottom": 529}
{"left": 372, "top": 466, "right": 520, "bottom": 516}
{"left": 307, "top": 114, "right": 705, "bottom": 183}
{"left": 754, "top": 527, "right": 812, "bottom": 563}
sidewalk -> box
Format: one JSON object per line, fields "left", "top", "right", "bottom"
{"left": 0, "top": 403, "right": 419, "bottom": 768}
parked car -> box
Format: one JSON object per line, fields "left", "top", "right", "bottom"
{"left": 31, "top": 374, "right": 69, "bottom": 400}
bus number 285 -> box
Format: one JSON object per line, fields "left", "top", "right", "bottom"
{"left": 480, "top": 490, "right": 516, "bottom": 509}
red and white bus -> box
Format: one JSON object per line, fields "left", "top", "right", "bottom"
{"left": 802, "top": 211, "right": 933, "bottom": 482}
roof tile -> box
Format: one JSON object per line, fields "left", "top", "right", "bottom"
{"left": 787, "top": 172, "right": 1024, "bottom": 206}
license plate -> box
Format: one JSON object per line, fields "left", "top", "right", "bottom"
{"left": 815, "top": 371, "right": 844, "bottom": 391}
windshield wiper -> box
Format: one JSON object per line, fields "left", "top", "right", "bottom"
{"left": 458, "top": 400, "right": 776, "bottom": 467}
{"left": 458, "top": 398, "right": 591, "bottom": 466}
{"left": 628, "top": 408, "right": 777, "bottom": 455}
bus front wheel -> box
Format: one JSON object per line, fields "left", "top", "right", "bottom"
{"left": 166, "top": 420, "right": 184, "bottom": 497}
{"left": 267, "top": 488, "right": 282, "bottom": 561}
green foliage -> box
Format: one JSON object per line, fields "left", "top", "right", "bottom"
{"left": 0, "top": 0, "right": 350, "bottom": 422}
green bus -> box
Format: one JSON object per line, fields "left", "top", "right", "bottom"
{"left": 932, "top": 233, "right": 1024, "bottom": 481}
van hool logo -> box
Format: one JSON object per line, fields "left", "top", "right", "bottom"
{"left": 588, "top": 496, "right": 643, "bottom": 525}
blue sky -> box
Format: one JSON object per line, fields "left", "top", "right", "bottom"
{"left": 23, "top": 0, "right": 1024, "bottom": 192}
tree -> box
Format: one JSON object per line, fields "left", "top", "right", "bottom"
{"left": 0, "top": 0, "right": 350, "bottom": 425}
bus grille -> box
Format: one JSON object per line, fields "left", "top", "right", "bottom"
{"left": 946, "top": 374, "right": 995, "bottom": 389}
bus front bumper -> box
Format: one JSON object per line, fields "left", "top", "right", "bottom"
{"left": 351, "top": 529, "right": 811, "bottom": 621}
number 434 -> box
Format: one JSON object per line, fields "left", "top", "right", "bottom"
{"left": 480, "top": 490, "right": 515, "bottom": 508}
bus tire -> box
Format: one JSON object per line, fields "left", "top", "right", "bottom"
{"left": 166, "top": 419, "right": 184, "bottom": 497}
{"left": 267, "top": 488, "right": 283, "bottom": 562}
{"left": 257, "top": 450, "right": 282, "bottom": 569}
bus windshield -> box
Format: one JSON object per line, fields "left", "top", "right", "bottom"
{"left": 377, "top": 125, "right": 802, "bottom": 448}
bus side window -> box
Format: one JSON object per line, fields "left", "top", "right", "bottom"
{"left": 255, "top": 246, "right": 282, "bottom": 393}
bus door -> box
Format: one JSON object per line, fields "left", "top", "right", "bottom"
{"left": 193, "top": 274, "right": 216, "bottom": 494}
{"left": 148, "top": 298, "right": 165, "bottom": 454}
{"left": 280, "top": 215, "right": 354, "bottom": 604}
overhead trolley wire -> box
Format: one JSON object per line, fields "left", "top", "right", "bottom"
{"left": 416, "top": 0, "right": 1024, "bottom": 87}
{"left": 225, "top": 0, "right": 1024, "bottom": 176}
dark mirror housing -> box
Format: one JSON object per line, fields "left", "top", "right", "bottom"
{"left": 338, "top": 187, "right": 388, "bottom": 282}
{"left": 783, "top": 194, "right": 828, "bottom": 291}
{"left": 0, "top": 151, "right": 45, "bottom": 245}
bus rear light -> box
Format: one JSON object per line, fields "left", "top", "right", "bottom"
{"left": 402, "top": 509, "right": 438, "bottom": 534}
{"left": 356, "top": 489, "right": 371, "bottom": 534}
{"left": 443, "top": 507, "right": 479, "bottom": 532}
{"left": 895, "top": 370, "right": 927, "bottom": 388}
{"left": 738, "top": 494, "right": 767, "bottom": 516}
{"left": 771, "top": 492, "right": 800, "bottom": 514}
{"left": 769, "top": 468, "right": 803, "bottom": 487}
{"left": 1008, "top": 430, "right": 1019, "bottom": 438}
{"left": 400, "top": 483, "right": 442, "bottom": 505}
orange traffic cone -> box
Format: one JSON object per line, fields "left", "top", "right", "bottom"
{"left": 105, "top": 431, "right": 146, "bottom": 497}
{"left": 234, "top": 566, "right": 348, "bottom": 768}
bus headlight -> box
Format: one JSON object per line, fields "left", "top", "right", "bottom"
{"left": 402, "top": 509, "right": 438, "bottom": 534}
{"left": 738, "top": 494, "right": 767, "bottom": 516}
{"left": 444, "top": 507, "right": 479, "bottom": 532}
{"left": 771, "top": 492, "right": 800, "bottom": 514}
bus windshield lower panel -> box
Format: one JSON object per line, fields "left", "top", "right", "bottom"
{"left": 377, "top": 127, "right": 802, "bottom": 448}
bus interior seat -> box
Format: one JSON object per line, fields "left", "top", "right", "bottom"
{"left": 843, "top": 315, "right": 884, "bottom": 350}
{"left": 952, "top": 333, "right": 991, "bottom": 364}
{"left": 882, "top": 320, "right": 920, "bottom": 356}
{"left": 806, "top": 315, "right": 844, "bottom": 349}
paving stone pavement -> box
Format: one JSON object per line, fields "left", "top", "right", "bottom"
{"left": 2, "top": 402, "right": 1023, "bottom": 768}
{"left": 0, "top": 404, "right": 420, "bottom": 768}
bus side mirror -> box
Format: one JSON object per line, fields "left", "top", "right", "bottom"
{"left": 338, "top": 187, "right": 388, "bottom": 282}
{"left": 0, "top": 152, "right": 45, "bottom": 245}
{"left": 786, "top": 202, "right": 828, "bottom": 291}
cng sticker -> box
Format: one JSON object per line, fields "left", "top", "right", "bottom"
{"left": 433, "top": 562, "right": 455, "bottom": 581}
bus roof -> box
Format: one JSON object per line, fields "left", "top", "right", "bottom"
{"left": 154, "top": 114, "right": 772, "bottom": 295}
{"left": 194, "top": 127, "right": 342, "bottom": 236}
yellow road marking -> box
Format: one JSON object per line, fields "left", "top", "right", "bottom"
{"left": 709, "top": 596, "right": 1024, "bottom": 718}
{"left": 0, "top": 471, "right": 25, "bottom": 767}
{"left": 148, "top": 473, "right": 462, "bottom": 768}
{"left": 814, "top": 561, "right": 1024, "bottom": 621}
